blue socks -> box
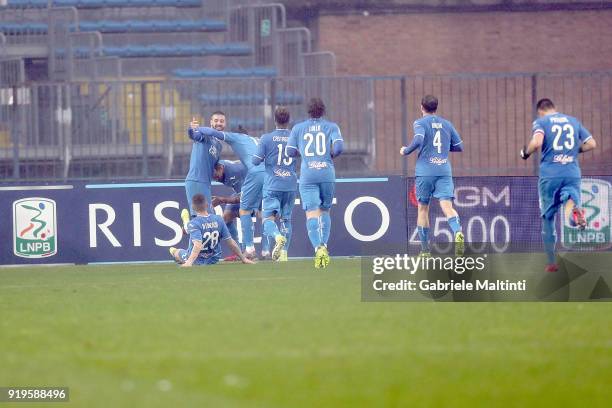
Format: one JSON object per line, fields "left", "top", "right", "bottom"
{"left": 227, "top": 220, "right": 239, "bottom": 244}
{"left": 542, "top": 218, "right": 556, "bottom": 264}
{"left": 320, "top": 212, "right": 331, "bottom": 245}
{"left": 264, "top": 218, "right": 280, "bottom": 239}
{"left": 418, "top": 226, "right": 430, "bottom": 252}
{"left": 280, "top": 219, "right": 292, "bottom": 251}
{"left": 448, "top": 216, "right": 462, "bottom": 235}
{"left": 240, "top": 214, "right": 254, "bottom": 248}
{"left": 306, "top": 217, "right": 322, "bottom": 250}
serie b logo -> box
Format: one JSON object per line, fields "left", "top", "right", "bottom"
{"left": 13, "top": 198, "right": 57, "bottom": 258}
{"left": 561, "top": 179, "right": 612, "bottom": 250}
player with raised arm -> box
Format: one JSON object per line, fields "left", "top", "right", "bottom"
{"left": 212, "top": 160, "right": 247, "bottom": 258}
{"left": 252, "top": 107, "right": 297, "bottom": 262}
{"left": 190, "top": 120, "right": 265, "bottom": 259}
{"left": 170, "top": 194, "right": 254, "bottom": 266}
{"left": 520, "top": 98, "right": 597, "bottom": 272}
{"left": 180, "top": 112, "right": 223, "bottom": 229}
{"left": 400, "top": 95, "right": 465, "bottom": 257}
{"left": 286, "top": 98, "right": 343, "bottom": 268}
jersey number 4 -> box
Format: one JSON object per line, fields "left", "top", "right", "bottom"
{"left": 304, "top": 132, "right": 327, "bottom": 156}
{"left": 551, "top": 124, "right": 575, "bottom": 151}
{"left": 433, "top": 130, "right": 442, "bottom": 154}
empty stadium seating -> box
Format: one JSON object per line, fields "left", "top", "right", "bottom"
{"left": 0, "top": 20, "right": 226, "bottom": 34}
{"left": 173, "top": 67, "right": 278, "bottom": 78}
{"left": 4, "top": 0, "right": 201, "bottom": 8}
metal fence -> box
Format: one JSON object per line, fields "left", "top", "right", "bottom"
{"left": 0, "top": 72, "right": 610, "bottom": 182}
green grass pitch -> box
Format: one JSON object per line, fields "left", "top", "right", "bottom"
{"left": 1, "top": 259, "right": 611, "bottom": 407}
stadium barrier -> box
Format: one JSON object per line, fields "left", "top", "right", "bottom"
{"left": 1, "top": 176, "right": 610, "bottom": 265}
{"left": 1, "top": 73, "right": 610, "bottom": 182}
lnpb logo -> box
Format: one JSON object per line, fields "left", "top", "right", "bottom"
{"left": 561, "top": 179, "right": 612, "bottom": 250}
{"left": 13, "top": 198, "right": 57, "bottom": 258}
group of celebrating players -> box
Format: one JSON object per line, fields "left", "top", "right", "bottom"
{"left": 170, "top": 93, "right": 597, "bottom": 273}
{"left": 170, "top": 97, "right": 343, "bottom": 268}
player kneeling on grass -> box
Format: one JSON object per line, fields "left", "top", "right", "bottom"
{"left": 520, "top": 98, "right": 597, "bottom": 272}
{"left": 400, "top": 94, "right": 465, "bottom": 257}
{"left": 171, "top": 194, "right": 255, "bottom": 267}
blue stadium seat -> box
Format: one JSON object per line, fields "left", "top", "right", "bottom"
{"left": 5, "top": 0, "right": 201, "bottom": 8}
{"left": 173, "top": 67, "right": 278, "bottom": 78}
{"left": 199, "top": 92, "right": 304, "bottom": 106}
{"left": 1, "top": 20, "right": 226, "bottom": 34}
{"left": 228, "top": 119, "right": 266, "bottom": 132}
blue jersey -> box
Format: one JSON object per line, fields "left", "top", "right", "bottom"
{"left": 186, "top": 129, "right": 222, "bottom": 183}
{"left": 532, "top": 112, "right": 592, "bottom": 179}
{"left": 413, "top": 115, "right": 462, "bottom": 177}
{"left": 186, "top": 213, "right": 231, "bottom": 262}
{"left": 220, "top": 132, "right": 264, "bottom": 174}
{"left": 255, "top": 129, "right": 298, "bottom": 192}
{"left": 287, "top": 118, "right": 343, "bottom": 184}
{"left": 219, "top": 160, "right": 247, "bottom": 193}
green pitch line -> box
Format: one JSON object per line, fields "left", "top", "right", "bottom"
{"left": 1, "top": 259, "right": 611, "bottom": 407}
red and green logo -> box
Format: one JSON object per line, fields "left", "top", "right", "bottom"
{"left": 13, "top": 198, "right": 57, "bottom": 258}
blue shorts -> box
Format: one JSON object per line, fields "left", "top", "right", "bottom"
{"left": 538, "top": 177, "right": 581, "bottom": 219}
{"left": 224, "top": 193, "right": 241, "bottom": 216}
{"left": 176, "top": 249, "right": 220, "bottom": 265}
{"left": 415, "top": 176, "right": 455, "bottom": 205}
{"left": 299, "top": 182, "right": 335, "bottom": 211}
{"left": 240, "top": 171, "right": 264, "bottom": 212}
{"left": 185, "top": 180, "right": 212, "bottom": 215}
{"left": 263, "top": 190, "right": 296, "bottom": 219}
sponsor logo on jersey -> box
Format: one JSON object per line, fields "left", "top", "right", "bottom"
{"left": 274, "top": 168, "right": 293, "bottom": 178}
{"left": 553, "top": 154, "right": 574, "bottom": 164}
{"left": 308, "top": 161, "right": 328, "bottom": 170}
{"left": 13, "top": 198, "right": 57, "bottom": 258}
{"left": 561, "top": 178, "right": 611, "bottom": 250}
{"left": 429, "top": 157, "right": 448, "bottom": 165}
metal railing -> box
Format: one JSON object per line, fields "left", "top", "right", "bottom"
{"left": 0, "top": 72, "right": 610, "bottom": 182}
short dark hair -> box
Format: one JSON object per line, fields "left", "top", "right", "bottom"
{"left": 307, "top": 98, "right": 325, "bottom": 119}
{"left": 236, "top": 124, "right": 248, "bottom": 134}
{"left": 536, "top": 98, "right": 555, "bottom": 111}
{"left": 210, "top": 111, "right": 226, "bottom": 119}
{"left": 275, "top": 106, "right": 290, "bottom": 126}
{"left": 421, "top": 95, "right": 438, "bottom": 113}
{"left": 192, "top": 193, "right": 208, "bottom": 212}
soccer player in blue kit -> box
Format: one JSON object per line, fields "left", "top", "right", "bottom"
{"left": 170, "top": 194, "right": 254, "bottom": 266}
{"left": 520, "top": 98, "right": 597, "bottom": 272}
{"left": 212, "top": 160, "right": 247, "bottom": 247}
{"left": 190, "top": 120, "right": 265, "bottom": 259}
{"left": 400, "top": 95, "right": 465, "bottom": 257}
{"left": 287, "top": 98, "right": 344, "bottom": 268}
{"left": 253, "top": 107, "right": 297, "bottom": 262}
{"left": 182, "top": 112, "right": 223, "bottom": 228}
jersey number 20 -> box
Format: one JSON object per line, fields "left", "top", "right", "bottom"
{"left": 304, "top": 132, "right": 326, "bottom": 156}
{"left": 552, "top": 124, "right": 575, "bottom": 151}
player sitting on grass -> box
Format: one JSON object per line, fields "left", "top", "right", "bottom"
{"left": 520, "top": 98, "right": 597, "bottom": 272}
{"left": 253, "top": 107, "right": 297, "bottom": 262}
{"left": 400, "top": 94, "right": 465, "bottom": 257}
{"left": 171, "top": 194, "right": 254, "bottom": 267}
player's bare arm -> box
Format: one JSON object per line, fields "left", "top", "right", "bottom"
{"left": 227, "top": 239, "right": 255, "bottom": 264}
{"left": 181, "top": 240, "right": 203, "bottom": 267}
{"left": 520, "top": 132, "right": 544, "bottom": 159}
{"left": 580, "top": 137, "right": 597, "bottom": 153}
